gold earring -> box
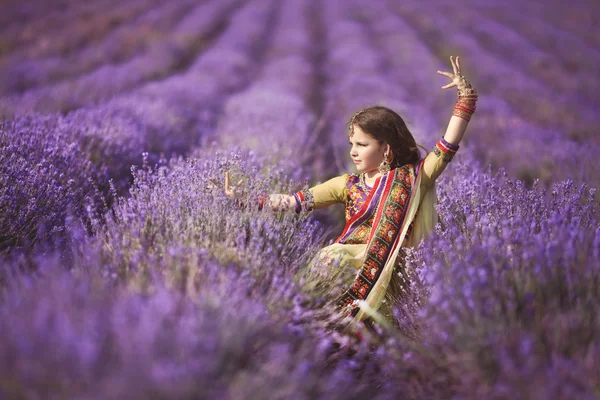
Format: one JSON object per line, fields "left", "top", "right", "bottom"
{"left": 378, "top": 154, "right": 391, "bottom": 174}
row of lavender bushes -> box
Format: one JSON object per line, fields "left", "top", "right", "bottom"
{"left": 0, "top": 0, "right": 244, "bottom": 117}
{"left": 1, "top": 0, "right": 599, "bottom": 398}
{"left": 0, "top": 0, "right": 152, "bottom": 64}
{"left": 1, "top": 0, "right": 192, "bottom": 94}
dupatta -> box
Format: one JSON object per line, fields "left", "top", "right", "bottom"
{"left": 314, "top": 159, "right": 438, "bottom": 331}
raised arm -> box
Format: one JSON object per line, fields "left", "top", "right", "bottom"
{"left": 437, "top": 55, "right": 478, "bottom": 147}
{"left": 421, "top": 55, "right": 478, "bottom": 188}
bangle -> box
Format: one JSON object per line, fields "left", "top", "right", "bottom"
{"left": 457, "top": 87, "right": 478, "bottom": 98}
{"left": 440, "top": 137, "right": 459, "bottom": 152}
{"left": 433, "top": 139, "right": 458, "bottom": 163}
{"left": 294, "top": 189, "right": 314, "bottom": 213}
{"left": 453, "top": 86, "right": 478, "bottom": 121}
{"left": 293, "top": 193, "right": 302, "bottom": 213}
{"left": 256, "top": 194, "right": 267, "bottom": 211}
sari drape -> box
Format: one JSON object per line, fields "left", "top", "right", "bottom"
{"left": 311, "top": 159, "right": 438, "bottom": 331}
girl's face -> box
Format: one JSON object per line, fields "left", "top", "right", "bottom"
{"left": 349, "top": 125, "right": 389, "bottom": 174}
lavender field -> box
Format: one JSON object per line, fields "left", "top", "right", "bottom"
{"left": 1, "top": 0, "right": 599, "bottom": 398}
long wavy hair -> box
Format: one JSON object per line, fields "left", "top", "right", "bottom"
{"left": 348, "top": 106, "right": 422, "bottom": 169}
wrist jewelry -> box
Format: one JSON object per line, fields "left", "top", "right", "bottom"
{"left": 433, "top": 138, "right": 459, "bottom": 163}
{"left": 293, "top": 189, "right": 314, "bottom": 213}
{"left": 257, "top": 194, "right": 267, "bottom": 211}
{"left": 453, "top": 85, "right": 478, "bottom": 122}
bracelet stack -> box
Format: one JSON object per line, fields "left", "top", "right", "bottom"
{"left": 453, "top": 85, "right": 478, "bottom": 122}
{"left": 432, "top": 137, "right": 460, "bottom": 163}
{"left": 257, "top": 194, "right": 267, "bottom": 211}
{"left": 293, "top": 189, "right": 314, "bottom": 213}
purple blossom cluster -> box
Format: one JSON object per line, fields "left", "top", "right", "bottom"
{"left": 0, "top": 0, "right": 599, "bottom": 398}
{"left": 0, "top": 115, "right": 99, "bottom": 251}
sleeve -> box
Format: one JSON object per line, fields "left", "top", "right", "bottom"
{"left": 294, "top": 174, "right": 348, "bottom": 212}
{"left": 420, "top": 138, "right": 459, "bottom": 190}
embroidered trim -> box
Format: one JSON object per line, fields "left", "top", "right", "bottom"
{"left": 335, "top": 165, "right": 414, "bottom": 316}
{"left": 432, "top": 141, "right": 457, "bottom": 163}
{"left": 337, "top": 174, "right": 387, "bottom": 243}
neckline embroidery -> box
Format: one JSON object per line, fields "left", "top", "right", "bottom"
{"left": 359, "top": 172, "right": 371, "bottom": 193}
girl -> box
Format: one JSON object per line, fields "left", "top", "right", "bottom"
{"left": 221, "top": 56, "right": 478, "bottom": 335}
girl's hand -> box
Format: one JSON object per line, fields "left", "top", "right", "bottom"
{"left": 437, "top": 56, "right": 472, "bottom": 90}
{"left": 208, "top": 172, "right": 244, "bottom": 200}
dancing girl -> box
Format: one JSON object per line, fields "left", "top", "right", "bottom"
{"left": 220, "top": 56, "right": 478, "bottom": 335}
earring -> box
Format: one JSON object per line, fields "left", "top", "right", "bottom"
{"left": 378, "top": 154, "right": 391, "bottom": 175}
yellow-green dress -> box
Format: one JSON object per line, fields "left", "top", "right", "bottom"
{"left": 295, "top": 139, "right": 458, "bottom": 332}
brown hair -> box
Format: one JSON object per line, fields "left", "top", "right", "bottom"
{"left": 348, "top": 106, "right": 421, "bottom": 169}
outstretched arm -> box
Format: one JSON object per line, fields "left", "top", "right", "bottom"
{"left": 217, "top": 172, "right": 347, "bottom": 212}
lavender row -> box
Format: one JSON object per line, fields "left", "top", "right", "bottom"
{"left": 204, "top": 0, "right": 318, "bottom": 178}
{"left": 0, "top": 0, "right": 151, "bottom": 61}
{"left": 495, "top": 0, "right": 600, "bottom": 50}
{"left": 0, "top": 0, "right": 241, "bottom": 116}
{"left": 0, "top": 1, "right": 196, "bottom": 94}
{"left": 0, "top": 0, "right": 73, "bottom": 34}
{"left": 91, "top": 0, "right": 273, "bottom": 159}
{"left": 0, "top": 256, "right": 369, "bottom": 399}
{"left": 345, "top": 0, "right": 449, "bottom": 141}
{"left": 468, "top": 1, "right": 600, "bottom": 104}
{"left": 0, "top": 111, "right": 145, "bottom": 252}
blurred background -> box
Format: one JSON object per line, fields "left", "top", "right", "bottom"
{"left": 1, "top": 1, "right": 599, "bottom": 398}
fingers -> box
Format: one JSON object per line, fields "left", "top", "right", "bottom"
{"left": 210, "top": 172, "right": 244, "bottom": 198}
{"left": 450, "top": 56, "right": 458, "bottom": 75}
{"left": 437, "top": 69, "right": 456, "bottom": 88}
{"left": 456, "top": 56, "right": 461, "bottom": 72}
